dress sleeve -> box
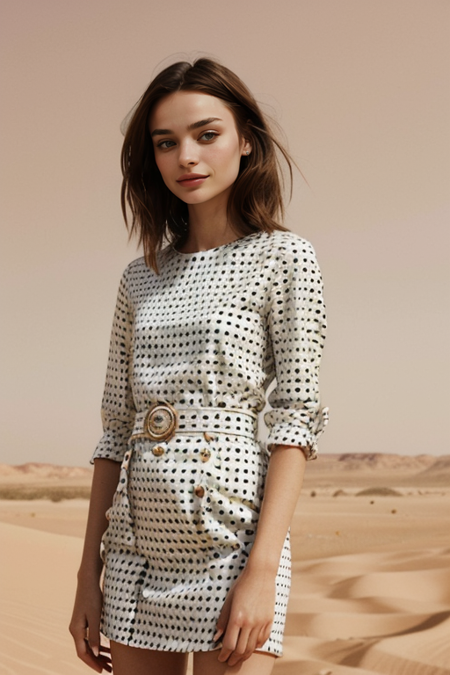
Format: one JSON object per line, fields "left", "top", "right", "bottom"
{"left": 264, "top": 238, "right": 329, "bottom": 460}
{"left": 90, "top": 267, "right": 136, "bottom": 464}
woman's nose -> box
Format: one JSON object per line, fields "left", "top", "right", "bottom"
{"left": 178, "top": 139, "right": 199, "bottom": 167}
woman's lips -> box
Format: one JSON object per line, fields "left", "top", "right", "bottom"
{"left": 177, "top": 174, "right": 209, "bottom": 187}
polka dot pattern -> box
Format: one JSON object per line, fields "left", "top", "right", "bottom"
{"left": 91, "top": 229, "right": 328, "bottom": 655}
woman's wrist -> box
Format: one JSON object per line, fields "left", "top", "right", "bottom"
{"left": 246, "top": 547, "right": 280, "bottom": 577}
{"left": 77, "top": 560, "right": 103, "bottom": 584}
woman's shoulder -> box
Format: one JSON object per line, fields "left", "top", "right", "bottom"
{"left": 265, "top": 229, "right": 317, "bottom": 259}
{"left": 118, "top": 255, "right": 147, "bottom": 284}
{"left": 114, "top": 255, "right": 163, "bottom": 300}
{"left": 120, "top": 246, "right": 172, "bottom": 282}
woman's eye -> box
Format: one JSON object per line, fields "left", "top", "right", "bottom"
{"left": 200, "top": 131, "right": 217, "bottom": 142}
{"left": 158, "top": 140, "right": 175, "bottom": 149}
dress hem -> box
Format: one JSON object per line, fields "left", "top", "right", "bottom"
{"left": 102, "top": 631, "right": 283, "bottom": 658}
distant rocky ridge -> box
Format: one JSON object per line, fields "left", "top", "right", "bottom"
{"left": 306, "top": 453, "right": 439, "bottom": 472}
{"left": 0, "top": 463, "right": 93, "bottom": 499}
{"left": 302, "top": 453, "right": 449, "bottom": 488}
{"left": 1, "top": 453, "right": 448, "bottom": 481}
{"left": 419, "top": 455, "right": 450, "bottom": 474}
{"left": 0, "top": 463, "right": 93, "bottom": 480}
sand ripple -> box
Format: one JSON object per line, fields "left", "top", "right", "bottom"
{"left": 277, "top": 548, "right": 450, "bottom": 674}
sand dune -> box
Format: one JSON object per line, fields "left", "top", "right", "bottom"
{"left": 3, "top": 525, "right": 448, "bottom": 675}
{"left": 279, "top": 547, "right": 450, "bottom": 674}
{"left": 0, "top": 457, "right": 449, "bottom": 675}
{"left": 0, "top": 463, "right": 93, "bottom": 482}
{"left": 0, "top": 522, "right": 86, "bottom": 675}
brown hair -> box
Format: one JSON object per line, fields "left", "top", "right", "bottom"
{"left": 121, "top": 57, "right": 297, "bottom": 273}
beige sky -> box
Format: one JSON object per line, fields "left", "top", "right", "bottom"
{"left": 1, "top": 0, "right": 449, "bottom": 465}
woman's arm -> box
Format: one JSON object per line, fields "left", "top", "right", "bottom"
{"left": 69, "top": 458, "right": 120, "bottom": 673}
{"left": 215, "top": 239, "right": 328, "bottom": 666}
{"left": 247, "top": 444, "right": 306, "bottom": 573}
{"left": 215, "top": 444, "right": 306, "bottom": 667}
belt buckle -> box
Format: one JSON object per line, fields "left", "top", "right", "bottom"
{"left": 144, "top": 401, "right": 178, "bottom": 441}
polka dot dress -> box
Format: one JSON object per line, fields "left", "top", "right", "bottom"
{"left": 91, "top": 229, "right": 328, "bottom": 656}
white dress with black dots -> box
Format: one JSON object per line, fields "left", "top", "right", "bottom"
{"left": 91, "top": 229, "right": 328, "bottom": 657}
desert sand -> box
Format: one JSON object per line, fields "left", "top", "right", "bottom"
{"left": 0, "top": 454, "right": 449, "bottom": 675}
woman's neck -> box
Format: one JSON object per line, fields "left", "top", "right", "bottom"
{"left": 183, "top": 199, "right": 238, "bottom": 253}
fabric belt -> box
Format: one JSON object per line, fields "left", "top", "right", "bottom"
{"left": 130, "top": 401, "right": 259, "bottom": 443}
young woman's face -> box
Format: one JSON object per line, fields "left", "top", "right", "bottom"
{"left": 149, "top": 91, "right": 251, "bottom": 208}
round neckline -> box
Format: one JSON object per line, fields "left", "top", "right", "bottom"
{"left": 170, "top": 231, "right": 264, "bottom": 257}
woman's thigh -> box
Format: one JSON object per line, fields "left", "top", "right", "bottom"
{"left": 110, "top": 641, "right": 188, "bottom": 675}
{"left": 193, "top": 649, "right": 276, "bottom": 675}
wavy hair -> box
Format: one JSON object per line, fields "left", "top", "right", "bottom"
{"left": 121, "top": 57, "right": 297, "bottom": 273}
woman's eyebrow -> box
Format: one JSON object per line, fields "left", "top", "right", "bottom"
{"left": 151, "top": 117, "right": 222, "bottom": 137}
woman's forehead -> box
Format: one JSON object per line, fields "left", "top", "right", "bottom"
{"left": 149, "top": 91, "right": 234, "bottom": 132}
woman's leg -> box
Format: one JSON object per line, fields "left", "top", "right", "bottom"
{"left": 110, "top": 641, "right": 188, "bottom": 675}
{"left": 193, "top": 650, "right": 276, "bottom": 675}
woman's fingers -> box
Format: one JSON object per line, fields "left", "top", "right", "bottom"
{"left": 244, "top": 625, "right": 261, "bottom": 659}
{"left": 75, "top": 636, "right": 102, "bottom": 672}
{"left": 96, "top": 644, "right": 113, "bottom": 673}
{"left": 92, "top": 643, "right": 113, "bottom": 673}
{"left": 217, "top": 618, "right": 241, "bottom": 663}
{"left": 214, "top": 591, "right": 232, "bottom": 643}
{"left": 87, "top": 623, "right": 100, "bottom": 658}
{"left": 229, "top": 625, "right": 251, "bottom": 666}
{"left": 227, "top": 625, "right": 258, "bottom": 667}
{"left": 218, "top": 619, "right": 272, "bottom": 666}
{"left": 80, "top": 638, "right": 112, "bottom": 673}
{"left": 69, "top": 616, "right": 111, "bottom": 673}
{"left": 256, "top": 622, "right": 272, "bottom": 648}
{"left": 218, "top": 621, "right": 265, "bottom": 666}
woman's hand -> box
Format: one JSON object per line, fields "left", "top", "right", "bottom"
{"left": 213, "top": 564, "right": 276, "bottom": 667}
{"left": 69, "top": 577, "right": 112, "bottom": 673}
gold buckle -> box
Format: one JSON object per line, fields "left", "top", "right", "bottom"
{"left": 142, "top": 401, "right": 178, "bottom": 441}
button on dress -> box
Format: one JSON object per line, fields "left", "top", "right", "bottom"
{"left": 91, "top": 229, "right": 329, "bottom": 656}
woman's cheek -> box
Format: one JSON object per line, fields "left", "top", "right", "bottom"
{"left": 155, "top": 157, "right": 175, "bottom": 191}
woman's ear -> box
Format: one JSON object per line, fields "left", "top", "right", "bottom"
{"left": 242, "top": 140, "right": 252, "bottom": 156}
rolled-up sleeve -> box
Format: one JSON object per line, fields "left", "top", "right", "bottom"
{"left": 264, "top": 238, "right": 329, "bottom": 460}
{"left": 90, "top": 267, "right": 136, "bottom": 464}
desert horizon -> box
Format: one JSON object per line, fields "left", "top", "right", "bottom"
{"left": 1, "top": 453, "right": 449, "bottom": 674}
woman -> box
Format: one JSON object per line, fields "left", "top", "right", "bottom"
{"left": 70, "top": 57, "right": 328, "bottom": 675}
